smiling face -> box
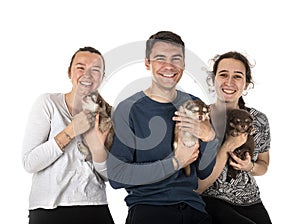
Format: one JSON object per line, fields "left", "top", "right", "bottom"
{"left": 68, "top": 51, "right": 104, "bottom": 97}
{"left": 145, "top": 41, "right": 185, "bottom": 91}
{"left": 215, "top": 58, "right": 248, "bottom": 105}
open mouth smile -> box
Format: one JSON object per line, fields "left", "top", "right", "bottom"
{"left": 222, "top": 88, "right": 236, "bottom": 94}
{"left": 159, "top": 73, "right": 176, "bottom": 78}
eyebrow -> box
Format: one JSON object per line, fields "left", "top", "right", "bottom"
{"left": 153, "top": 54, "right": 183, "bottom": 59}
{"left": 153, "top": 54, "right": 166, "bottom": 59}
{"left": 218, "top": 69, "right": 245, "bottom": 75}
{"left": 75, "top": 63, "right": 102, "bottom": 69}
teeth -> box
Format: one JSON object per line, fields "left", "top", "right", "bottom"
{"left": 80, "top": 81, "right": 92, "bottom": 86}
{"left": 161, "top": 73, "right": 175, "bottom": 77}
{"left": 223, "top": 89, "right": 235, "bottom": 94}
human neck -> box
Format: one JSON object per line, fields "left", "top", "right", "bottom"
{"left": 214, "top": 100, "right": 239, "bottom": 112}
{"left": 144, "top": 86, "right": 177, "bottom": 103}
{"left": 65, "top": 92, "right": 83, "bottom": 116}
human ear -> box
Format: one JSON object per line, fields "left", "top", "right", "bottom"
{"left": 67, "top": 68, "right": 71, "bottom": 79}
{"left": 145, "top": 58, "right": 150, "bottom": 70}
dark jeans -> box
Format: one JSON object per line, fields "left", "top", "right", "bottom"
{"left": 125, "top": 203, "right": 212, "bottom": 224}
{"left": 203, "top": 196, "right": 272, "bottom": 224}
{"left": 28, "top": 205, "right": 115, "bottom": 224}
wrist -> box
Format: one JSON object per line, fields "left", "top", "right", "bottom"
{"left": 173, "top": 156, "right": 181, "bottom": 171}
{"left": 201, "top": 128, "right": 216, "bottom": 142}
{"left": 65, "top": 125, "right": 75, "bottom": 139}
{"left": 247, "top": 161, "right": 255, "bottom": 173}
{"left": 208, "top": 128, "right": 216, "bottom": 141}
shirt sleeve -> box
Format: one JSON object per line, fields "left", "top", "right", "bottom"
{"left": 93, "top": 160, "right": 108, "bottom": 181}
{"left": 197, "top": 138, "right": 219, "bottom": 180}
{"left": 22, "top": 94, "right": 63, "bottom": 173}
{"left": 107, "top": 100, "right": 176, "bottom": 189}
{"left": 251, "top": 108, "right": 271, "bottom": 153}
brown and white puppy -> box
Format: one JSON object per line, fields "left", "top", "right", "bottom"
{"left": 77, "top": 91, "right": 114, "bottom": 161}
{"left": 173, "top": 99, "right": 210, "bottom": 176}
{"left": 226, "top": 109, "right": 255, "bottom": 179}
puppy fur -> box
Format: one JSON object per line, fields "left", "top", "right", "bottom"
{"left": 77, "top": 91, "right": 114, "bottom": 161}
{"left": 173, "top": 99, "right": 210, "bottom": 176}
{"left": 226, "top": 109, "right": 255, "bottom": 179}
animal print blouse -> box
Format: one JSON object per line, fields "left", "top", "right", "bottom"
{"left": 202, "top": 107, "right": 271, "bottom": 205}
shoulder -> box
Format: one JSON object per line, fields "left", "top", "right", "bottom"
{"left": 248, "top": 107, "right": 271, "bottom": 152}
{"left": 35, "top": 93, "right": 63, "bottom": 102}
{"left": 248, "top": 107, "right": 270, "bottom": 136}
{"left": 175, "top": 90, "right": 200, "bottom": 105}
{"left": 113, "top": 91, "right": 146, "bottom": 118}
{"left": 115, "top": 91, "right": 146, "bottom": 109}
{"left": 248, "top": 107, "right": 269, "bottom": 123}
{"left": 32, "top": 93, "right": 64, "bottom": 111}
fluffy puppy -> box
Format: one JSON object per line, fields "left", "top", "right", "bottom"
{"left": 226, "top": 109, "right": 255, "bottom": 179}
{"left": 173, "top": 99, "right": 210, "bottom": 176}
{"left": 77, "top": 91, "right": 114, "bottom": 161}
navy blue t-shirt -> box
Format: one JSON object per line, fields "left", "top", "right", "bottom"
{"left": 108, "top": 90, "right": 218, "bottom": 213}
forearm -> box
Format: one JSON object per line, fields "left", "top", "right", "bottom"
{"left": 22, "top": 99, "right": 66, "bottom": 172}
{"left": 202, "top": 128, "right": 216, "bottom": 142}
{"left": 197, "top": 138, "right": 238, "bottom": 193}
{"left": 197, "top": 138, "right": 218, "bottom": 179}
{"left": 54, "top": 124, "right": 75, "bottom": 151}
{"left": 94, "top": 160, "right": 108, "bottom": 181}
{"left": 108, "top": 154, "right": 176, "bottom": 188}
{"left": 22, "top": 138, "right": 63, "bottom": 173}
{"left": 197, "top": 146, "right": 228, "bottom": 193}
{"left": 90, "top": 144, "right": 108, "bottom": 163}
{"left": 251, "top": 159, "right": 269, "bottom": 176}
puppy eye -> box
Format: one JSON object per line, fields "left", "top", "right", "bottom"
{"left": 192, "top": 108, "right": 200, "bottom": 112}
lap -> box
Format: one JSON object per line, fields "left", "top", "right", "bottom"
{"left": 203, "top": 197, "right": 272, "bottom": 224}
{"left": 126, "top": 203, "right": 211, "bottom": 224}
{"left": 29, "top": 205, "right": 115, "bottom": 224}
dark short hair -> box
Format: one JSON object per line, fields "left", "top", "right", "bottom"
{"left": 145, "top": 31, "right": 185, "bottom": 60}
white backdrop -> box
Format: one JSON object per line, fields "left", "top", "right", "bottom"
{"left": 0, "top": 0, "right": 298, "bottom": 223}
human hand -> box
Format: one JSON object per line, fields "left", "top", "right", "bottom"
{"left": 174, "top": 133, "right": 200, "bottom": 169}
{"left": 223, "top": 133, "right": 248, "bottom": 153}
{"left": 71, "top": 110, "right": 95, "bottom": 137}
{"left": 173, "top": 111, "right": 215, "bottom": 142}
{"left": 83, "top": 114, "right": 110, "bottom": 150}
{"left": 83, "top": 114, "right": 110, "bottom": 161}
{"left": 228, "top": 151, "right": 253, "bottom": 172}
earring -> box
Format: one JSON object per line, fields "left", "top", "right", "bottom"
{"left": 242, "top": 90, "right": 248, "bottom": 96}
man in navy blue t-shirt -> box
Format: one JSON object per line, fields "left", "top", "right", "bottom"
{"left": 108, "top": 31, "right": 218, "bottom": 224}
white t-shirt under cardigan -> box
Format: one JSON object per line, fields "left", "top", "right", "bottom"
{"left": 22, "top": 93, "right": 108, "bottom": 210}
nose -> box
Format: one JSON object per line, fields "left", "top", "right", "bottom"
{"left": 83, "top": 68, "right": 92, "bottom": 77}
{"left": 163, "top": 60, "right": 175, "bottom": 67}
{"left": 225, "top": 75, "right": 234, "bottom": 86}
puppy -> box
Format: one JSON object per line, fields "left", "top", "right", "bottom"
{"left": 226, "top": 109, "right": 255, "bottom": 179}
{"left": 173, "top": 99, "right": 210, "bottom": 176}
{"left": 77, "top": 91, "right": 114, "bottom": 161}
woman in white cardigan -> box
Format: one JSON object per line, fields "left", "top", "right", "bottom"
{"left": 22, "top": 46, "right": 114, "bottom": 224}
